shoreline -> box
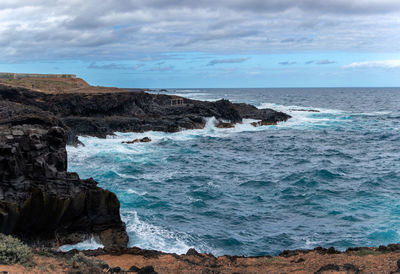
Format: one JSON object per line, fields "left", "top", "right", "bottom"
{"left": 2, "top": 241, "right": 400, "bottom": 273}
{"left": 0, "top": 77, "right": 398, "bottom": 273}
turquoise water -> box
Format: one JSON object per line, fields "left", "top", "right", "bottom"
{"left": 67, "top": 88, "right": 400, "bottom": 256}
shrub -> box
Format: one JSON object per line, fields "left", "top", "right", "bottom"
{"left": 68, "top": 252, "right": 109, "bottom": 273}
{"left": 0, "top": 234, "right": 35, "bottom": 267}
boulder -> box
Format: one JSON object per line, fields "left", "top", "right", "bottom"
{"left": 251, "top": 121, "right": 277, "bottom": 127}
{"left": 122, "top": 137, "right": 151, "bottom": 144}
{"left": 216, "top": 122, "right": 235, "bottom": 128}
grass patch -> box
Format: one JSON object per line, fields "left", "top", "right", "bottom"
{"left": 0, "top": 234, "right": 35, "bottom": 267}
{"left": 68, "top": 252, "right": 109, "bottom": 273}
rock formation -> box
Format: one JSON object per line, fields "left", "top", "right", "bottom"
{"left": 0, "top": 101, "right": 128, "bottom": 248}
{"left": 122, "top": 137, "right": 151, "bottom": 144}
{"left": 0, "top": 82, "right": 290, "bottom": 249}
{"left": 0, "top": 84, "right": 290, "bottom": 144}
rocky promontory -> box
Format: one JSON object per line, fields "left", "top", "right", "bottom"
{"left": 0, "top": 83, "right": 290, "bottom": 144}
{"left": 0, "top": 101, "right": 128, "bottom": 248}
{"left": 0, "top": 78, "right": 290, "bottom": 250}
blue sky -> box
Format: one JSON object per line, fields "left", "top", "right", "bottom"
{"left": 1, "top": 1, "right": 400, "bottom": 88}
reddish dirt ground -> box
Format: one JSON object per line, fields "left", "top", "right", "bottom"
{"left": 96, "top": 250, "right": 400, "bottom": 274}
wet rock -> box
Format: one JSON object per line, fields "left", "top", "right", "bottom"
{"left": 122, "top": 137, "right": 151, "bottom": 144}
{"left": 186, "top": 248, "right": 202, "bottom": 257}
{"left": 216, "top": 122, "right": 235, "bottom": 128}
{"left": 0, "top": 124, "right": 128, "bottom": 248}
{"left": 251, "top": 121, "right": 277, "bottom": 127}
{"left": 0, "top": 85, "right": 290, "bottom": 144}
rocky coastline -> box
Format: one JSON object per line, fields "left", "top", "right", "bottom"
{"left": 0, "top": 80, "right": 289, "bottom": 250}
{"left": 2, "top": 80, "right": 399, "bottom": 273}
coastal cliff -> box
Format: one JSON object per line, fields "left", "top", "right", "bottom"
{"left": 0, "top": 80, "right": 290, "bottom": 250}
{"left": 0, "top": 84, "right": 290, "bottom": 144}
{"left": 0, "top": 101, "right": 128, "bottom": 248}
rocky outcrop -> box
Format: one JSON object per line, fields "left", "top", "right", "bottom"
{"left": 233, "top": 103, "right": 290, "bottom": 124}
{"left": 0, "top": 103, "right": 128, "bottom": 247}
{"left": 122, "top": 137, "right": 151, "bottom": 144}
{"left": 0, "top": 83, "right": 291, "bottom": 250}
{"left": 0, "top": 85, "right": 290, "bottom": 144}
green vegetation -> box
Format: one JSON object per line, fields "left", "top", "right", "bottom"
{"left": 0, "top": 234, "right": 35, "bottom": 267}
{"left": 68, "top": 252, "right": 110, "bottom": 273}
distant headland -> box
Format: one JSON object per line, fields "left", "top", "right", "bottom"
{"left": 0, "top": 72, "right": 76, "bottom": 79}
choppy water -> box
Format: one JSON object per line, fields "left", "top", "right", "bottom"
{"left": 66, "top": 88, "right": 400, "bottom": 256}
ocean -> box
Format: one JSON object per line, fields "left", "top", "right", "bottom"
{"left": 65, "top": 88, "right": 400, "bottom": 256}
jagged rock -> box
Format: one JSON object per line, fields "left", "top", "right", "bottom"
{"left": 0, "top": 85, "right": 290, "bottom": 144}
{"left": 122, "top": 137, "right": 151, "bottom": 144}
{"left": 0, "top": 124, "right": 128, "bottom": 248}
{"left": 251, "top": 121, "right": 277, "bottom": 127}
{"left": 0, "top": 83, "right": 291, "bottom": 250}
{"left": 216, "top": 122, "right": 235, "bottom": 128}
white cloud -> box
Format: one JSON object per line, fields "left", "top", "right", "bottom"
{"left": 0, "top": 1, "right": 400, "bottom": 61}
{"left": 344, "top": 60, "right": 400, "bottom": 68}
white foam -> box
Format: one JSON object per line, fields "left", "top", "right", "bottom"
{"left": 123, "top": 211, "right": 193, "bottom": 255}
{"left": 59, "top": 237, "right": 104, "bottom": 252}
{"left": 127, "top": 188, "right": 148, "bottom": 196}
{"left": 355, "top": 111, "right": 392, "bottom": 116}
{"left": 257, "top": 102, "right": 352, "bottom": 129}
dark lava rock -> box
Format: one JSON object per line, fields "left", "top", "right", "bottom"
{"left": 138, "top": 266, "right": 157, "bottom": 274}
{"left": 0, "top": 121, "right": 128, "bottom": 248}
{"left": 0, "top": 83, "right": 291, "bottom": 250}
{"left": 129, "top": 265, "right": 141, "bottom": 272}
{"left": 216, "top": 121, "right": 235, "bottom": 128}
{"left": 0, "top": 85, "right": 290, "bottom": 144}
{"left": 250, "top": 121, "right": 277, "bottom": 127}
{"left": 108, "top": 267, "right": 122, "bottom": 273}
{"left": 186, "top": 248, "right": 202, "bottom": 257}
{"left": 122, "top": 137, "right": 151, "bottom": 144}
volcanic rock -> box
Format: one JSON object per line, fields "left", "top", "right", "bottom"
{"left": 0, "top": 104, "right": 128, "bottom": 248}
{"left": 122, "top": 137, "right": 151, "bottom": 144}
{"left": 0, "top": 85, "right": 290, "bottom": 144}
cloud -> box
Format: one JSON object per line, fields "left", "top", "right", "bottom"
{"left": 315, "top": 59, "right": 336, "bottom": 65}
{"left": 305, "top": 60, "right": 335, "bottom": 65}
{"left": 281, "top": 37, "right": 313, "bottom": 43}
{"left": 279, "top": 61, "right": 296, "bottom": 65}
{"left": 344, "top": 60, "right": 400, "bottom": 68}
{"left": 88, "top": 62, "right": 145, "bottom": 70}
{"left": 0, "top": 1, "right": 400, "bottom": 62}
{"left": 207, "top": 57, "right": 249, "bottom": 66}
{"left": 174, "top": 30, "right": 260, "bottom": 47}
{"left": 149, "top": 65, "right": 174, "bottom": 71}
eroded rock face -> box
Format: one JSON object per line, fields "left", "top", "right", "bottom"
{"left": 0, "top": 85, "right": 290, "bottom": 144}
{"left": 0, "top": 124, "right": 128, "bottom": 248}
{"left": 0, "top": 84, "right": 291, "bottom": 250}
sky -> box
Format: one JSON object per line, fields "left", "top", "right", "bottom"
{"left": 1, "top": 0, "right": 400, "bottom": 88}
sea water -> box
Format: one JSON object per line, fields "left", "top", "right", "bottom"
{"left": 66, "top": 88, "right": 400, "bottom": 256}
